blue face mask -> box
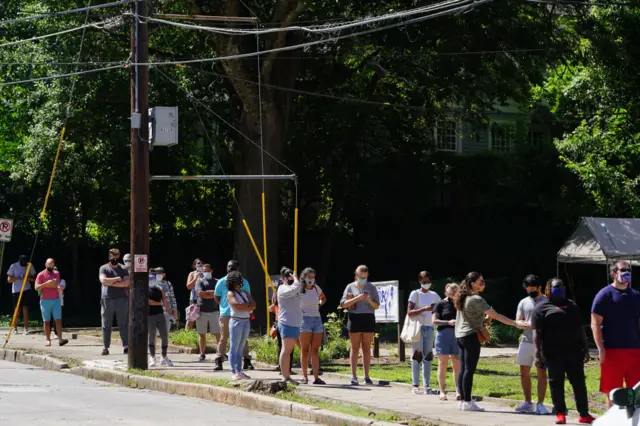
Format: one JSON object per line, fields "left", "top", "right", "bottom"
{"left": 305, "top": 278, "right": 314, "bottom": 285}
{"left": 550, "top": 287, "right": 566, "bottom": 298}
{"left": 618, "top": 271, "right": 631, "bottom": 285}
{"left": 357, "top": 277, "right": 367, "bottom": 285}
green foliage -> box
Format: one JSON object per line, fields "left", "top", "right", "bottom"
{"left": 0, "top": 315, "right": 42, "bottom": 328}
{"left": 250, "top": 336, "right": 301, "bottom": 364}
{"left": 169, "top": 329, "right": 199, "bottom": 348}
{"left": 486, "top": 322, "right": 523, "bottom": 347}
{"left": 319, "top": 312, "right": 350, "bottom": 362}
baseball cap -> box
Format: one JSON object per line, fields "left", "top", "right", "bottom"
{"left": 19, "top": 255, "right": 28, "bottom": 262}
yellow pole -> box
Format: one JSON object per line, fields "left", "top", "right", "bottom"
{"left": 294, "top": 208, "right": 299, "bottom": 274}
{"left": 4, "top": 263, "right": 32, "bottom": 346}
{"left": 261, "top": 193, "right": 270, "bottom": 331}
{"left": 242, "top": 220, "right": 276, "bottom": 294}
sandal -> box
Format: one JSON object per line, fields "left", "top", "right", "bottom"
{"left": 439, "top": 393, "right": 448, "bottom": 401}
{"left": 301, "top": 376, "right": 309, "bottom": 384}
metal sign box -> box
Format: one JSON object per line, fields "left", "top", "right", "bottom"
{"left": 149, "top": 106, "right": 178, "bottom": 147}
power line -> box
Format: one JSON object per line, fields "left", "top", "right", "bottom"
{"left": 525, "top": 0, "right": 640, "bottom": 6}
{"left": 0, "top": 64, "right": 124, "bottom": 87}
{"left": 0, "top": 17, "right": 123, "bottom": 49}
{"left": 143, "top": 0, "right": 470, "bottom": 36}
{"left": 131, "top": 0, "right": 493, "bottom": 67}
{"left": 0, "top": 0, "right": 136, "bottom": 26}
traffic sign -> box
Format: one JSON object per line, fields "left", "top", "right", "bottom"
{"left": 0, "top": 219, "right": 13, "bottom": 242}
{"left": 134, "top": 254, "right": 148, "bottom": 273}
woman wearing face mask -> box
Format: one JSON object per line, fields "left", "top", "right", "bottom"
{"left": 433, "top": 282, "right": 461, "bottom": 401}
{"left": 299, "top": 267, "right": 327, "bottom": 385}
{"left": 269, "top": 271, "right": 295, "bottom": 374}
{"left": 155, "top": 267, "right": 178, "bottom": 331}
{"left": 185, "top": 258, "right": 203, "bottom": 330}
{"left": 455, "top": 272, "right": 522, "bottom": 412}
{"left": 340, "top": 265, "right": 380, "bottom": 386}
{"left": 533, "top": 278, "right": 595, "bottom": 425}
{"left": 148, "top": 273, "right": 173, "bottom": 367}
{"left": 407, "top": 271, "right": 441, "bottom": 395}
{"left": 276, "top": 266, "right": 304, "bottom": 384}
{"left": 226, "top": 270, "right": 256, "bottom": 380}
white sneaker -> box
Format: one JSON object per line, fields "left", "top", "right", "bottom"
{"left": 232, "top": 373, "right": 243, "bottom": 380}
{"left": 536, "top": 403, "right": 551, "bottom": 415}
{"left": 462, "top": 401, "right": 485, "bottom": 412}
{"left": 149, "top": 357, "right": 156, "bottom": 367}
{"left": 12, "top": 328, "right": 19, "bottom": 335}
{"left": 23, "top": 328, "right": 29, "bottom": 335}
{"left": 515, "top": 401, "right": 536, "bottom": 413}
{"left": 412, "top": 386, "right": 422, "bottom": 395}
{"left": 458, "top": 401, "right": 464, "bottom": 410}
{"left": 161, "top": 357, "right": 173, "bottom": 367}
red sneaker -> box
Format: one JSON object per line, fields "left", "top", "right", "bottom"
{"left": 578, "top": 414, "right": 596, "bottom": 424}
{"left": 555, "top": 413, "right": 567, "bottom": 425}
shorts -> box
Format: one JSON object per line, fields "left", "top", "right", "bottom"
{"left": 196, "top": 311, "right": 221, "bottom": 335}
{"left": 347, "top": 313, "right": 376, "bottom": 334}
{"left": 12, "top": 290, "right": 35, "bottom": 309}
{"left": 516, "top": 341, "right": 536, "bottom": 367}
{"left": 600, "top": 349, "right": 640, "bottom": 393}
{"left": 300, "top": 316, "right": 324, "bottom": 334}
{"left": 278, "top": 323, "right": 300, "bottom": 339}
{"left": 40, "top": 298, "right": 62, "bottom": 322}
{"left": 435, "top": 327, "right": 460, "bottom": 356}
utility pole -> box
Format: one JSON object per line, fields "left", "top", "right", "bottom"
{"left": 129, "top": 0, "right": 150, "bottom": 370}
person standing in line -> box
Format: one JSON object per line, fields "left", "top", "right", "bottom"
{"left": 226, "top": 270, "right": 256, "bottom": 380}
{"left": 407, "top": 271, "right": 441, "bottom": 395}
{"left": 122, "top": 254, "right": 132, "bottom": 271}
{"left": 52, "top": 266, "right": 66, "bottom": 339}
{"left": 196, "top": 264, "right": 222, "bottom": 367}
{"left": 533, "top": 278, "right": 595, "bottom": 425}
{"left": 299, "top": 267, "right": 326, "bottom": 385}
{"left": 269, "top": 276, "right": 295, "bottom": 374}
{"left": 35, "top": 258, "right": 68, "bottom": 347}
{"left": 514, "top": 274, "right": 551, "bottom": 415}
{"left": 277, "top": 267, "right": 303, "bottom": 384}
{"left": 591, "top": 260, "right": 640, "bottom": 408}
{"left": 98, "top": 248, "right": 130, "bottom": 356}
{"left": 340, "top": 265, "right": 380, "bottom": 386}
{"left": 155, "top": 267, "right": 178, "bottom": 331}
{"left": 433, "top": 282, "right": 461, "bottom": 401}
{"left": 148, "top": 275, "right": 173, "bottom": 367}
{"left": 214, "top": 260, "right": 254, "bottom": 370}
{"left": 186, "top": 258, "right": 203, "bottom": 330}
{"left": 455, "top": 272, "right": 521, "bottom": 412}
{"left": 7, "top": 255, "right": 37, "bottom": 334}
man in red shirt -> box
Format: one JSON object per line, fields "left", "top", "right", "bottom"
{"left": 35, "top": 258, "right": 68, "bottom": 347}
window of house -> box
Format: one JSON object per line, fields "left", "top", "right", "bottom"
{"left": 489, "top": 122, "right": 516, "bottom": 152}
{"left": 434, "top": 120, "right": 459, "bottom": 152}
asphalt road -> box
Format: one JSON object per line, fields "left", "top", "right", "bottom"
{"left": 0, "top": 360, "right": 316, "bottom": 425}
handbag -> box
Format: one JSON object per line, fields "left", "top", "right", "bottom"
{"left": 401, "top": 314, "right": 422, "bottom": 343}
{"left": 185, "top": 304, "right": 200, "bottom": 322}
{"left": 461, "top": 307, "right": 490, "bottom": 345}
{"left": 269, "top": 322, "right": 278, "bottom": 339}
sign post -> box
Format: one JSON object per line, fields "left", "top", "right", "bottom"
{"left": 372, "top": 281, "right": 401, "bottom": 360}
{"left": 0, "top": 219, "right": 14, "bottom": 281}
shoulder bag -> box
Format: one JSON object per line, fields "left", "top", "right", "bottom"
{"left": 461, "top": 304, "right": 490, "bottom": 345}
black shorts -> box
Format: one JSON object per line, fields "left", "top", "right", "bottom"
{"left": 12, "top": 290, "right": 35, "bottom": 309}
{"left": 347, "top": 313, "right": 376, "bottom": 333}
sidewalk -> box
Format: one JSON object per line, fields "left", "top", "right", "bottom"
{"left": 2, "top": 331, "right": 587, "bottom": 426}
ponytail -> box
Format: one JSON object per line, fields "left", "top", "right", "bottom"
{"left": 454, "top": 272, "right": 482, "bottom": 311}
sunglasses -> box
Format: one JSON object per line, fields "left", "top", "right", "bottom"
{"left": 618, "top": 268, "right": 631, "bottom": 273}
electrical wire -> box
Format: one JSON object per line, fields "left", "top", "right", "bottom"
{"left": 131, "top": 0, "right": 493, "bottom": 67}
{"left": 143, "top": 0, "right": 470, "bottom": 36}
{"left": 0, "top": 0, "right": 136, "bottom": 27}
{"left": 0, "top": 17, "right": 123, "bottom": 49}
{"left": 525, "top": 0, "right": 640, "bottom": 5}
{"left": 0, "top": 64, "right": 124, "bottom": 87}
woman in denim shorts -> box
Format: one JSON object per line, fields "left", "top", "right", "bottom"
{"left": 433, "top": 283, "right": 461, "bottom": 400}
{"left": 299, "top": 267, "right": 327, "bottom": 385}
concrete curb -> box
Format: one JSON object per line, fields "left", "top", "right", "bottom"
{"left": 67, "top": 366, "right": 396, "bottom": 426}
{"left": 75, "top": 333, "right": 200, "bottom": 354}
{"left": 0, "top": 348, "right": 69, "bottom": 370}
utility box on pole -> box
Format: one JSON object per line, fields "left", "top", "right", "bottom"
{"left": 149, "top": 106, "right": 178, "bottom": 147}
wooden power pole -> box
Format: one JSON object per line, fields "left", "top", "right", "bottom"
{"left": 129, "top": 0, "right": 150, "bottom": 370}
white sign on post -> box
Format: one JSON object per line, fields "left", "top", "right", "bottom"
{"left": 372, "top": 280, "right": 400, "bottom": 323}
{"left": 134, "top": 254, "right": 148, "bottom": 273}
{"left": 0, "top": 218, "right": 13, "bottom": 242}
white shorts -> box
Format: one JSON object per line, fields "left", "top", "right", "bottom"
{"left": 516, "top": 341, "right": 535, "bottom": 367}
{"left": 196, "top": 311, "right": 221, "bottom": 335}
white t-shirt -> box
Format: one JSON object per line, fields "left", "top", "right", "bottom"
{"left": 408, "top": 289, "right": 441, "bottom": 326}
{"left": 300, "top": 285, "right": 323, "bottom": 318}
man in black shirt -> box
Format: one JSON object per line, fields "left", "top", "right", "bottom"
{"left": 195, "top": 264, "right": 222, "bottom": 368}
{"left": 532, "top": 278, "right": 595, "bottom": 425}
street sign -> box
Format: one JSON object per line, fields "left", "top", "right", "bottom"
{"left": 134, "top": 254, "right": 148, "bottom": 273}
{"left": 0, "top": 219, "right": 13, "bottom": 242}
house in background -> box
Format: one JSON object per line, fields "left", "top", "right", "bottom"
{"left": 433, "top": 103, "right": 556, "bottom": 154}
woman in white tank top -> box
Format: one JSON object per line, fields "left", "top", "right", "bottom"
{"left": 299, "top": 267, "right": 326, "bottom": 385}
{"left": 226, "top": 271, "right": 255, "bottom": 380}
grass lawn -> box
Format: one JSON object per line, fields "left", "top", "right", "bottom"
{"left": 323, "top": 356, "right": 607, "bottom": 413}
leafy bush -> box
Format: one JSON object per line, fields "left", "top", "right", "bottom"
{"left": 170, "top": 329, "right": 199, "bottom": 348}
{"left": 251, "top": 336, "right": 300, "bottom": 364}
{"left": 486, "top": 322, "right": 523, "bottom": 347}
{"left": 0, "top": 314, "right": 42, "bottom": 328}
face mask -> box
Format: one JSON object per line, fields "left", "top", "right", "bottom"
{"left": 528, "top": 291, "right": 539, "bottom": 299}
{"left": 549, "top": 287, "right": 566, "bottom": 303}
{"left": 110, "top": 258, "right": 118, "bottom": 265}
{"left": 305, "top": 278, "right": 315, "bottom": 285}
{"left": 476, "top": 283, "right": 486, "bottom": 292}
{"left": 617, "top": 271, "right": 631, "bottom": 286}
{"left": 124, "top": 261, "right": 131, "bottom": 268}
{"left": 357, "top": 277, "right": 367, "bottom": 286}
{"left": 19, "top": 261, "right": 27, "bottom": 267}
{"left": 203, "top": 272, "right": 212, "bottom": 280}
{"left": 287, "top": 279, "right": 294, "bottom": 285}
{"left": 156, "top": 274, "right": 164, "bottom": 281}
{"left": 197, "top": 266, "right": 203, "bottom": 272}
{"left": 47, "top": 266, "right": 54, "bottom": 272}
{"left": 421, "top": 283, "right": 432, "bottom": 290}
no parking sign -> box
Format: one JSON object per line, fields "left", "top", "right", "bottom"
{"left": 0, "top": 219, "right": 13, "bottom": 242}
{"left": 134, "top": 254, "right": 148, "bottom": 272}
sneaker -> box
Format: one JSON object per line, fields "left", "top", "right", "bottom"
{"left": 462, "top": 401, "right": 485, "bottom": 412}
{"left": 239, "top": 372, "right": 251, "bottom": 380}
{"left": 123, "top": 347, "right": 128, "bottom": 355}
{"left": 23, "top": 328, "right": 29, "bottom": 334}
{"left": 350, "top": 377, "right": 359, "bottom": 386}
{"left": 555, "top": 413, "right": 567, "bottom": 425}
{"left": 458, "top": 401, "right": 464, "bottom": 411}
{"left": 578, "top": 414, "right": 596, "bottom": 424}
{"left": 285, "top": 377, "right": 299, "bottom": 385}
{"left": 313, "top": 378, "right": 326, "bottom": 385}
{"left": 214, "top": 357, "right": 223, "bottom": 371}
{"left": 232, "top": 373, "right": 243, "bottom": 381}
{"left": 515, "top": 401, "right": 536, "bottom": 413}
{"left": 243, "top": 358, "right": 254, "bottom": 370}
{"left": 161, "top": 357, "right": 173, "bottom": 367}
{"left": 199, "top": 354, "right": 206, "bottom": 362}
{"left": 101, "top": 348, "right": 109, "bottom": 356}
{"left": 58, "top": 339, "right": 69, "bottom": 347}
{"left": 426, "top": 387, "right": 439, "bottom": 395}
{"left": 45, "top": 340, "right": 51, "bottom": 347}
{"left": 536, "top": 403, "right": 551, "bottom": 415}
{"left": 364, "top": 377, "right": 374, "bottom": 385}
{"left": 412, "top": 386, "right": 422, "bottom": 395}
{"left": 149, "top": 357, "right": 157, "bottom": 367}
{"left": 12, "top": 328, "right": 19, "bottom": 335}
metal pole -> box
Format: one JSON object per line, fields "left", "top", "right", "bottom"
{"left": 129, "top": 0, "right": 150, "bottom": 370}
{"left": 150, "top": 175, "right": 296, "bottom": 181}
{"left": 0, "top": 242, "right": 5, "bottom": 287}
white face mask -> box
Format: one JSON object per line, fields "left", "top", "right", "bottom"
{"left": 203, "top": 272, "right": 212, "bottom": 280}
{"left": 156, "top": 274, "right": 164, "bottom": 282}
{"left": 421, "top": 283, "right": 432, "bottom": 290}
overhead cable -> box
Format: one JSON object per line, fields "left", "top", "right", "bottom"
{"left": 0, "top": 0, "right": 136, "bottom": 27}
{"left": 0, "top": 64, "right": 124, "bottom": 87}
